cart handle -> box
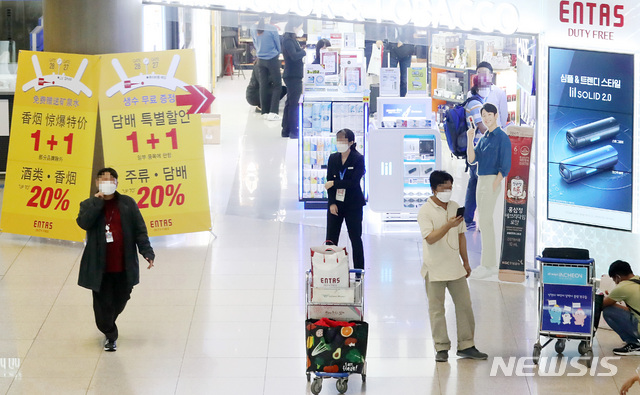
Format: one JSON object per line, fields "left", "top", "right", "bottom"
{"left": 536, "top": 257, "right": 594, "bottom": 264}
{"left": 350, "top": 269, "right": 364, "bottom": 274}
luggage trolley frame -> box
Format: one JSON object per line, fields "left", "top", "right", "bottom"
{"left": 305, "top": 269, "right": 366, "bottom": 394}
{"left": 533, "top": 256, "right": 596, "bottom": 367}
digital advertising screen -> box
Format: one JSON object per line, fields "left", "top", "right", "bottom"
{"left": 547, "top": 48, "right": 634, "bottom": 231}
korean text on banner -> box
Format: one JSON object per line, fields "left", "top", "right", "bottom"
{"left": 499, "top": 125, "right": 534, "bottom": 283}
{"left": 0, "top": 51, "right": 100, "bottom": 241}
{"left": 98, "top": 50, "right": 210, "bottom": 237}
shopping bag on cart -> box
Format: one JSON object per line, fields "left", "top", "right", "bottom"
{"left": 310, "top": 245, "right": 350, "bottom": 288}
{"left": 305, "top": 318, "right": 368, "bottom": 374}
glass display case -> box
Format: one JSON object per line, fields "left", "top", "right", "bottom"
{"left": 298, "top": 92, "right": 368, "bottom": 209}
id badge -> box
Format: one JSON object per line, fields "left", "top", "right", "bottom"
{"left": 336, "top": 189, "right": 346, "bottom": 202}
{"left": 106, "top": 231, "right": 114, "bottom": 243}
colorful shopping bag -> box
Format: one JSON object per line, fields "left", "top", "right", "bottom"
{"left": 305, "top": 318, "right": 368, "bottom": 374}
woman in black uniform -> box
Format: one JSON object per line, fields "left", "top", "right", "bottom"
{"left": 324, "top": 129, "right": 366, "bottom": 270}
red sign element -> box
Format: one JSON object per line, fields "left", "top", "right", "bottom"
{"left": 176, "top": 85, "right": 215, "bottom": 114}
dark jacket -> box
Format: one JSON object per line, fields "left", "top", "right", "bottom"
{"left": 327, "top": 149, "right": 366, "bottom": 207}
{"left": 282, "top": 33, "right": 306, "bottom": 79}
{"left": 76, "top": 192, "right": 155, "bottom": 292}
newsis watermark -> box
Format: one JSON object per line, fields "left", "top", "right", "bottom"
{"left": 0, "top": 358, "right": 21, "bottom": 377}
{"left": 490, "top": 356, "right": 620, "bottom": 377}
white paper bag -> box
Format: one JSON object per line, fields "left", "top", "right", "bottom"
{"left": 311, "top": 245, "right": 350, "bottom": 288}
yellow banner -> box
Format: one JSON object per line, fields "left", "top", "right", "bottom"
{"left": 98, "top": 49, "right": 210, "bottom": 236}
{"left": 0, "top": 51, "right": 100, "bottom": 241}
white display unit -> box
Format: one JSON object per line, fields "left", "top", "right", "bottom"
{"left": 298, "top": 91, "right": 368, "bottom": 209}
{"left": 368, "top": 97, "right": 441, "bottom": 220}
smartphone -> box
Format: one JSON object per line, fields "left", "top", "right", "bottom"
{"left": 456, "top": 206, "right": 465, "bottom": 218}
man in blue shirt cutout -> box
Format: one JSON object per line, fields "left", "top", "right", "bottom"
{"left": 466, "top": 103, "right": 511, "bottom": 279}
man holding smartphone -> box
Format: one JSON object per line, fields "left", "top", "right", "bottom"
{"left": 417, "top": 170, "right": 488, "bottom": 362}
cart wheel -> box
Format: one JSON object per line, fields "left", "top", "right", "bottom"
{"left": 555, "top": 339, "right": 566, "bottom": 354}
{"left": 585, "top": 350, "right": 594, "bottom": 368}
{"left": 362, "top": 373, "right": 366, "bottom": 383}
{"left": 578, "top": 341, "right": 589, "bottom": 355}
{"left": 311, "top": 378, "right": 322, "bottom": 395}
{"left": 532, "top": 344, "right": 542, "bottom": 365}
{"left": 336, "top": 378, "right": 348, "bottom": 394}
{"left": 306, "top": 372, "right": 311, "bottom": 382}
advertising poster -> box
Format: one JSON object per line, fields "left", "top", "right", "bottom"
{"left": 0, "top": 51, "right": 100, "bottom": 241}
{"left": 379, "top": 68, "right": 400, "bottom": 97}
{"left": 499, "top": 126, "right": 534, "bottom": 283}
{"left": 547, "top": 48, "right": 633, "bottom": 231}
{"left": 98, "top": 49, "right": 211, "bottom": 237}
{"left": 407, "top": 67, "right": 427, "bottom": 95}
{"left": 541, "top": 283, "right": 592, "bottom": 335}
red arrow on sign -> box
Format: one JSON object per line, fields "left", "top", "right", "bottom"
{"left": 176, "top": 85, "right": 215, "bottom": 114}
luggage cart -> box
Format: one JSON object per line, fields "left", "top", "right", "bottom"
{"left": 533, "top": 256, "right": 596, "bottom": 367}
{"left": 305, "top": 269, "right": 366, "bottom": 395}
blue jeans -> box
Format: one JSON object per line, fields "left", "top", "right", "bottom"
{"left": 464, "top": 165, "right": 478, "bottom": 225}
{"left": 603, "top": 305, "right": 640, "bottom": 344}
{"left": 390, "top": 55, "right": 411, "bottom": 97}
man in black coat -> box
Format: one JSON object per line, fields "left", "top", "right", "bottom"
{"left": 76, "top": 167, "right": 155, "bottom": 352}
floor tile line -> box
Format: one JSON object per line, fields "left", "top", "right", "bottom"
{"left": 172, "top": 231, "right": 217, "bottom": 394}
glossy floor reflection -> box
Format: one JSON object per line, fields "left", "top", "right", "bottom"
{"left": 0, "top": 77, "right": 637, "bottom": 395}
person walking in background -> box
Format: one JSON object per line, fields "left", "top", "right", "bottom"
{"left": 463, "top": 75, "right": 485, "bottom": 230}
{"left": 417, "top": 170, "right": 488, "bottom": 362}
{"left": 76, "top": 168, "right": 155, "bottom": 352}
{"left": 389, "top": 26, "right": 414, "bottom": 97}
{"left": 312, "top": 38, "right": 331, "bottom": 65}
{"left": 281, "top": 17, "right": 306, "bottom": 139}
{"left": 325, "top": 129, "right": 366, "bottom": 271}
{"left": 466, "top": 103, "right": 511, "bottom": 279}
{"left": 251, "top": 17, "right": 282, "bottom": 121}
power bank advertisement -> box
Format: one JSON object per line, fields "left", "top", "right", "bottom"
{"left": 547, "top": 48, "right": 633, "bottom": 231}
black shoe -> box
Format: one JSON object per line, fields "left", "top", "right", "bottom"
{"left": 457, "top": 346, "right": 487, "bottom": 360}
{"left": 613, "top": 343, "right": 640, "bottom": 355}
{"left": 436, "top": 350, "right": 448, "bottom": 362}
{"left": 104, "top": 339, "right": 117, "bottom": 352}
{"left": 281, "top": 132, "right": 289, "bottom": 138}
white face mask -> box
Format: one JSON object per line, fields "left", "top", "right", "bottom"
{"left": 436, "top": 190, "right": 452, "bottom": 203}
{"left": 337, "top": 142, "right": 350, "bottom": 153}
{"left": 297, "top": 29, "right": 304, "bottom": 38}
{"left": 99, "top": 181, "right": 117, "bottom": 196}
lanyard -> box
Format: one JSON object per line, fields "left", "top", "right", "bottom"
{"left": 339, "top": 168, "right": 347, "bottom": 180}
{"left": 105, "top": 203, "right": 116, "bottom": 232}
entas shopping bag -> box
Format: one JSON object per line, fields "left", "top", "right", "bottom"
{"left": 305, "top": 318, "right": 368, "bottom": 374}
{"left": 310, "top": 245, "right": 349, "bottom": 288}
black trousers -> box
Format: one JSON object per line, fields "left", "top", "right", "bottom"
{"left": 256, "top": 56, "right": 282, "bottom": 115}
{"left": 326, "top": 205, "right": 365, "bottom": 270}
{"left": 92, "top": 272, "right": 132, "bottom": 341}
{"left": 282, "top": 77, "right": 302, "bottom": 138}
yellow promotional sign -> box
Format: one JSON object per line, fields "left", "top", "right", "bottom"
{"left": 0, "top": 51, "right": 100, "bottom": 241}
{"left": 98, "top": 49, "right": 211, "bottom": 236}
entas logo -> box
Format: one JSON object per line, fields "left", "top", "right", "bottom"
{"left": 490, "top": 356, "right": 620, "bottom": 377}
{"left": 559, "top": 1, "right": 624, "bottom": 27}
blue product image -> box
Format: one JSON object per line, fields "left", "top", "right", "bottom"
{"left": 565, "top": 117, "right": 619, "bottom": 149}
{"left": 559, "top": 145, "right": 618, "bottom": 183}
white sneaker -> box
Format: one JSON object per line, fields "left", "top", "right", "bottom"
{"left": 470, "top": 266, "right": 498, "bottom": 279}
{"left": 266, "top": 113, "right": 282, "bottom": 121}
{"left": 261, "top": 113, "right": 269, "bottom": 119}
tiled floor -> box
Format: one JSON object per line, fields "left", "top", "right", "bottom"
{"left": 0, "top": 76, "right": 639, "bottom": 394}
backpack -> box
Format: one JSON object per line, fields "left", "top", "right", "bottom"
{"left": 443, "top": 95, "right": 483, "bottom": 158}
